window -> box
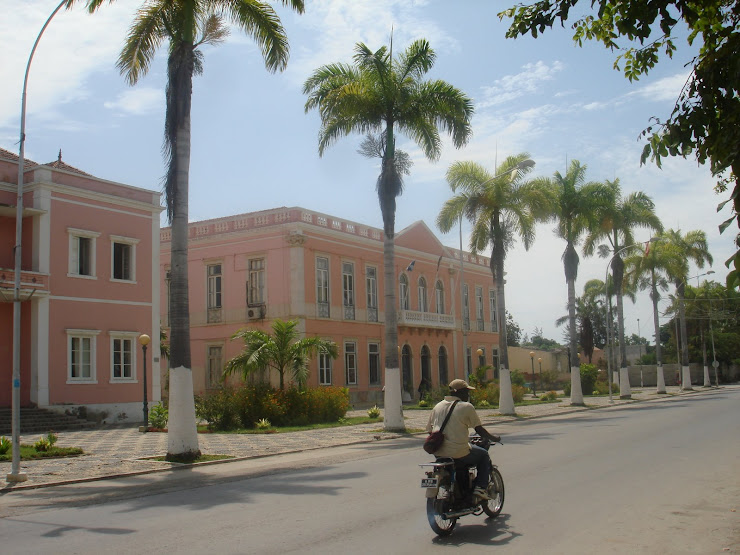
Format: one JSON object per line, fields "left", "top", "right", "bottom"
{"left": 344, "top": 341, "right": 357, "bottom": 385}
{"left": 476, "top": 286, "right": 484, "bottom": 331}
{"left": 67, "top": 329, "right": 99, "bottom": 383}
{"left": 207, "top": 345, "right": 223, "bottom": 389}
{"left": 435, "top": 280, "right": 445, "bottom": 314}
{"left": 68, "top": 228, "right": 99, "bottom": 278}
{"left": 342, "top": 261, "right": 355, "bottom": 320}
{"left": 489, "top": 290, "right": 498, "bottom": 332}
{"left": 418, "top": 277, "right": 428, "bottom": 312}
{"left": 492, "top": 348, "right": 500, "bottom": 379}
{"left": 248, "top": 258, "right": 265, "bottom": 306}
{"left": 316, "top": 256, "right": 330, "bottom": 318}
{"left": 110, "top": 235, "right": 138, "bottom": 282}
{"left": 369, "top": 342, "right": 381, "bottom": 385}
{"left": 111, "top": 333, "right": 137, "bottom": 381}
{"left": 438, "top": 346, "right": 448, "bottom": 385}
{"left": 319, "top": 352, "right": 332, "bottom": 385}
{"left": 463, "top": 284, "right": 470, "bottom": 331}
{"left": 399, "top": 274, "right": 409, "bottom": 310}
{"left": 366, "top": 266, "right": 378, "bottom": 322}
{"left": 465, "top": 346, "right": 472, "bottom": 377}
{"left": 207, "top": 263, "right": 222, "bottom": 323}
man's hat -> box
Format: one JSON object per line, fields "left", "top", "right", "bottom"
{"left": 449, "top": 379, "right": 475, "bottom": 391}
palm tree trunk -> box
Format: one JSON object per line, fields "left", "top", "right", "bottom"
{"left": 702, "top": 328, "right": 711, "bottom": 387}
{"left": 567, "top": 276, "right": 584, "bottom": 404}
{"left": 491, "top": 232, "right": 514, "bottom": 415}
{"left": 613, "top": 258, "right": 631, "bottom": 399}
{"left": 678, "top": 283, "right": 692, "bottom": 390}
{"left": 166, "top": 48, "right": 199, "bottom": 458}
{"left": 383, "top": 229, "right": 404, "bottom": 430}
{"left": 651, "top": 277, "right": 666, "bottom": 393}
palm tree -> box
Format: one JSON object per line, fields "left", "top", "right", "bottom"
{"left": 436, "top": 154, "right": 546, "bottom": 414}
{"left": 540, "top": 160, "right": 609, "bottom": 405}
{"left": 663, "top": 229, "right": 713, "bottom": 390}
{"left": 303, "top": 39, "right": 473, "bottom": 431}
{"left": 555, "top": 278, "right": 611, "bottom": 364}
{"left": 624, "top": 236, "right": 683, "bottom": 393}
{"left": 584, "top": 180, "right": 663, "bottom": 398}
{"left": 225, "top": 319, "right": 338, "bottom": 390}
{"left": 75, "top": 0, "right": 305, "bottom": 458}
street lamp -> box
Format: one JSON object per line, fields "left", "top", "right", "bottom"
{"left": 604, "top": 238, "right": 660, "bottom": 403}
{"left": 458, "top": 158, "right": 534, "bottom": 381}
{"left": 637, "top": 318, "right": 643, "bottom": 388}
{"left": 676, "top": 270, "right": 714, "bottom": 391}
{"left": 529, "top": 351, "right": 536, "bottom": 396}
{"left": 8, "top": 0, "right": 68, "bottom": 485}
{"left": 138, "top": 334, "right": 151, "bottom": 431}
{"left": 538, "top": 357, "right": 543, "bottom": 392}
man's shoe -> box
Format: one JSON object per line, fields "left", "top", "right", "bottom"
{"left": 473, "top": 486, "right": 491, "bottom": 501}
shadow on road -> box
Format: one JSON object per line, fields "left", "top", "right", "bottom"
{"left": 431, "top": 512, "right": 521, "bottom": 547}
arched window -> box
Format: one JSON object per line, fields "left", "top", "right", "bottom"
{"left": 418, "top": 277, "right": 428, "bottom": 312}
{"left": 438, "top": 346, "right": 448, "bottom": 385}
{"left": 399, "top": 274, "right": 409, "bottom": 310}
{"left": 435, "top": 280, "right": 445, "bottom": 314}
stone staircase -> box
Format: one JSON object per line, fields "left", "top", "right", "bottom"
{"left": 0, "top": 407, "right": 98, "bottom": 436}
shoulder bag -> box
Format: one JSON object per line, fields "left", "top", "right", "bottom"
{"left": 423, "top": 400, "right": 459, "bottom": 454}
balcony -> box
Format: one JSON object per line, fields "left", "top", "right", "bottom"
{"left": 0, "top": 268, "right": 49, "bottom": 301}
{"left": 398, "top": 309, "right": 456, "bottom": 330}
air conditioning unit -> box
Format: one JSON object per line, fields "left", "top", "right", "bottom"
{"left": 247, "top": 305, "right": 265, "bottom": 320}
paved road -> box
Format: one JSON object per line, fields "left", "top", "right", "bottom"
{"left": 1, "top": 387, "right": 737, "bottom": 554}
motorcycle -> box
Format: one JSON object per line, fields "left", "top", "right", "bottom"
{"left": 420, "top": 434, "right": 504, "bottom": 536}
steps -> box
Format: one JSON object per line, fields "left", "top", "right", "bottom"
{"left": 0, "top": 407, "right": 98, "bottom": 436}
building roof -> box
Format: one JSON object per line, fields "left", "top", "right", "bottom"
{"left": 0, "top": 147, "right": 93, "bottom": 176}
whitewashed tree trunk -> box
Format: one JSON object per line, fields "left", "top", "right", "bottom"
{"left": 168, "top": 366, "right": 200, "bottom": 455}
{"left": 656, "top": 363, "right": 666, "bottom": 394}
{"left": 498, "top": 368, "right": 515, "bottom": 415}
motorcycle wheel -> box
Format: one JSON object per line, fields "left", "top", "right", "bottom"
{"left": 482, "top": 467, "right": 505, "bottom": 518}
{"left": 426, "top": 498, "right": 456, "bottom": 536}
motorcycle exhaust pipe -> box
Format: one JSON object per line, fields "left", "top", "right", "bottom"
{"left": 443, "top": 507, "right": 479, "bottom": 519}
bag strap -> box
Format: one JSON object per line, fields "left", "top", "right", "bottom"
{"left": 438, "top": 400, "right": 459, "bottom": 433}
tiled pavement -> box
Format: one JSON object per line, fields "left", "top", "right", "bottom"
{"left": 1, "top": 386, "right": 725, "bottom": 489}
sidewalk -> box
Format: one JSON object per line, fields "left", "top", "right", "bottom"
{"left": 1, "top": 385, "right": 727, "bottom": 490}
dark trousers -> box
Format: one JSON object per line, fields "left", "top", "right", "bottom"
{"left": 455, "top": 445, "right": 491, "bottom": 489}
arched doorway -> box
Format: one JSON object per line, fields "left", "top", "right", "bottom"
{"left": 421, "top": 345, "right": 432, "bottom": 389}
{"left": 438, "top": 346, "right": 448, "bottom": 386}
{"left": 402, "top": 344, "right": 413, "bottom": 401}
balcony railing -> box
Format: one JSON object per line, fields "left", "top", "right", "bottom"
{"left": 398, "top": 309, "right": 456, "bottom": 330}
{"left": 0, "top": 268, "right": 49, "bottom": 300}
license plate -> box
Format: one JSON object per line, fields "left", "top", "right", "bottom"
{"left": 421, "top": 478, "right": 439, "bottom": 488}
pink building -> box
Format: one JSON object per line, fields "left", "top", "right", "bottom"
{"left": 160, "top": 207, "right": 501, "bottom": 405}
{"left": 0, "top": 148, "right": 161, "bottom": 421}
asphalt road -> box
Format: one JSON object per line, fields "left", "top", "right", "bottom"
{"left": 1, "top": 388, "right": 738, "bottom": 554}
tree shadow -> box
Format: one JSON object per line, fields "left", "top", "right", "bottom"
{"left": 5, "top": 517, "right": 135, "bottom": 538}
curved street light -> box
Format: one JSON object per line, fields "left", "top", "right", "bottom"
{"left": 8, "top": 0, "right": 68, "bottom": 485}
{"left": 676, "top": 270, "right": 714, "bottom": 391}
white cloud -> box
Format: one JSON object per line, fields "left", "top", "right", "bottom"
{"left": 478, "top": 61, "right": 564, "bottom": 108}
{"left": 104, "top": 88, "right": 161, "bottom": 115}
{"left": 629, "top": 72, "right": 690, "bottom": 103}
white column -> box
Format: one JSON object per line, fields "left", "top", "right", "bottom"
{"left": 30, "top": 295, "right": 50, "bottom": 406}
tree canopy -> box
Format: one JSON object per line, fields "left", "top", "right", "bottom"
{"left": 499, "top": 1, "right": 740, "bottom": 289}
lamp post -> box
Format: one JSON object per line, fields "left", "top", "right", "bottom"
{"left": 138, "top": 334, "right": 151, "bottom": 430}
{"left": 476, "top": 348, "right": 484, "bottom": 381}
{"left": 637, "top": 318, "right": 643, "bottom": 388}
{"left": 529, "top": 351, "right": 536, "bottom": 396}
{"left": 8, "top": 0, "right": 68, "bottom": 485}
{"left": 677, "top": 270, "right": 714, "bottom": 391}
{"left": 604, "top": 238, "right": 660, "bottom": 403}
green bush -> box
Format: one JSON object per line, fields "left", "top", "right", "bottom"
{"left": 540, "top": 390, "right": 558, "bottom": 401}
{"left": 0, "top": 436, "right": 10, "bottom": 455}
{"left": 580, "top": 364, "right": 598, "bottom": 396}
{"left": 594, "top": 381, "right": 619, "bottom": 395}
{"left": 195, "top": 385, "right": 349, "bottom": 430}
{"left": 149, "top": 402, "right": 168, "bottom": 428}
{"left": 471, "top": 382, "right": 500, "bottom": 406}
{"left": 511, "top": 384, "right": 526, "bottom": 403}
{"left": 539, "top": 370, "right": 567, "bottom": 391}
{"left": 510, "top": 369, "right": 526, "bottom": 387}
{"left": 367, "top": 405, "right": 381, "bottom": 418}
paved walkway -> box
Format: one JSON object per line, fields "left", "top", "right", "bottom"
{"left": 1, "top": 385, "right": 727, "bottom": 490}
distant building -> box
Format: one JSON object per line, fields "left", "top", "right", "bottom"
{"left": 160, "top": 206, "right": 501, "bottom": 405}
{"left": 0, "top": 148, "right": 162, "bottom": 421}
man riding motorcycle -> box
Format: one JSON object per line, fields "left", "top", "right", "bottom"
{"left": 425, "top": 379, "right": 500, "bottom": 500}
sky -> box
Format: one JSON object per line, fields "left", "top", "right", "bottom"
{"left": 2, "top": 0, "right": 733, "bottom": 345}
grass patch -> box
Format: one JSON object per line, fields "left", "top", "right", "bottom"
{"left": 0, "top": 445, "right": 84, "bottom": 461}
{"left": 197, "top": 415, "right": 382, "bottom": 434}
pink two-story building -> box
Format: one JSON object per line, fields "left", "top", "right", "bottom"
{"left": 0, "top": 148, "right": 161, "bottom": 422}
{"left": 160, "top": 207, "right": 502, "bottom": 405}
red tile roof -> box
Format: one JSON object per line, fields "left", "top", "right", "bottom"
{"left": 0, "top": 147, "right": 93, "bottom": 176}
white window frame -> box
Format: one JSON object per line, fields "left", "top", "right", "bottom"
{"left": 66, "top": 329, "right": 100, "bottom": 383}
{"left": 316, "top": 256, "right": 330, "bottom": 317}
{"left": 110, "top": 331, "right": 138, "bottom": 382}
{"left": 418, "top": 277, "right": 428, "bottom": 312}
{"left": 475, "top": 285, "right": 484, "bottom": 330}
{"left": 207, "top": 263, "right": 223, "bottom": 309}
{"left": 67, "top": 228, "right": 100, "bottom": 279}
{"left": 399, "top": 274, "right": 409, "bottom": 310}
{"left": 344, "top": 341, "right": 357, "bottom": 385}
{"left": 366, "top": 266, "right": 378, "bottom": 308}
{"left": 248, "top": 257, "right": 265, "bottom": 306}
{"left": 435, "top": 280, "right": 445, "bottom": 314}
{"left": 319, "top": 352, "right": 332, "bottom": 385}
{"left": 368, "top": 342, "right": 381, "bottom": 386}
{"left": 206, "top": 344, "right": 223, "bottom": 389}
{"left": 110, "top": 235, "right": 139, "bottom": 283}
{"left": 489, "top": 289, "right": 498, "bottom": 332}
{"left": 342, "top": 262, "right": 355, "bottom": 308}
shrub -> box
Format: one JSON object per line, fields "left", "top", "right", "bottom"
{"left": 580, "top": 364, "right": 598, "bottom": 395}
{"left": 471, "top": 382, "right": 500, "bottom": 406}
{"left": 510, "top": 369, "right": 526, "bottom": 387}
{"left": 367, "top": 405, "right": 381, "bottom": 418}
{"left": 256, "top": 418, "right": 272, "bottom": 430}
{"left": 511, "top": 384, "right": 526, "bottom": 403}
{"left": 424, "top": 385, "right": 449, "bottom": 405}
{"left": 149, "top": 402, "right": 168, "bottom": 429}
{"left": 594, "top": 381, "right": 619, "bottom": 395}
{"left": 540, "top": 391, "right": 558, "bottom": 401}
{"left": 539, "top": 370, "right": 567, "bottom": 391}
{"left": 0, "top": 436, "right": 10, "bottom": 455}
{"left": 418, "top": 399, "right": 429, "bottom": 407}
